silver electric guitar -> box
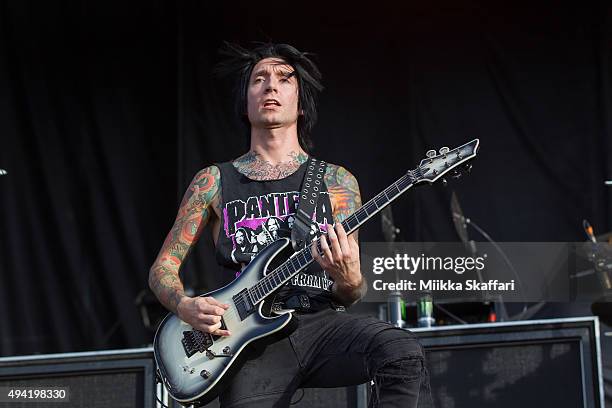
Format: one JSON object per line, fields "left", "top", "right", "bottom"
{"left": 153, "top": 139, "right": 480, "bottom": 405}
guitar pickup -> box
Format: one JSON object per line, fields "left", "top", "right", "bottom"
{"left": 233, "top": 289, "right": 255, "bottom": 320}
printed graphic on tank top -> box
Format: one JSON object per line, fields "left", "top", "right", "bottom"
{"left": 214, "top": 159, "right": 336, "bottom": 307}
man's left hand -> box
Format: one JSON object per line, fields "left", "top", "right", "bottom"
{"left": 311, "top": 223, "right": 362, "bottom": 289}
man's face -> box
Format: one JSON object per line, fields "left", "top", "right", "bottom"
{"left": 247, "top": 57, "right": 300, "bottom": 130}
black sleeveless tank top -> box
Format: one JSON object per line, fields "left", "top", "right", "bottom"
{"left": 215, "top": 159, "right": 336, "bottom": 305}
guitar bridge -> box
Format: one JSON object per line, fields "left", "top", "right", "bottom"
{"left": 181, "top": 330, "right": 213, "bottom": 358}
{"left": 181, "top": 318, "right": 228, "bottom": 358}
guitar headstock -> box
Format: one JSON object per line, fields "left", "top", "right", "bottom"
{"left": 413, "top": 139, "right": 480, "bottom": 184}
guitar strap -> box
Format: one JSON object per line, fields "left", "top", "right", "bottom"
{"left": 291, "top": 157, "right": 327, "bottom": 251}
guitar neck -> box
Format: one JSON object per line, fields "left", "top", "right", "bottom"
{"left": 249, "top": 169, "right": 421, "bottom": 304}
{"left": 339, "top": 168, "right": 421, "bottom": 235}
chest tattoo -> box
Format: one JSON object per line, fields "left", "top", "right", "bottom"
{"left": 233, "top": 151, "right": 308, "bottom": 181}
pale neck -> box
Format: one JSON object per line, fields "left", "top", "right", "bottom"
{"left": 250, "top": 125, "right": 302, "bottom": 165}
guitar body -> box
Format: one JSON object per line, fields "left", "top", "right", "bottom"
{"left": 153, "top": 238, "right": 295, "bottom": 405}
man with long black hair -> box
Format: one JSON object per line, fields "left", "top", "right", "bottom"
{"left": 149, "top": 42, "right": 429, "bottom": 407}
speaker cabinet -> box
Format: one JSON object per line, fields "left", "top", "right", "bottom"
{"left": 414, "top": 316, "right": 603, "bottom": 408}
{"left": 0, "top": 348, "right": 155, "bottom": 408}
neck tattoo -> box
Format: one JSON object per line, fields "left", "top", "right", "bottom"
{"left": 233, "top": 151, "right": 309, "bottom": 181}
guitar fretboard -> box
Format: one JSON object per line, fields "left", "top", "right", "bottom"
{"left": 246, "top": 167, "right": 423, "bottom": 304}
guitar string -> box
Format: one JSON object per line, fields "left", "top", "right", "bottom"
{"left": 247, "top": 169, "right": 419, "bottom": 303}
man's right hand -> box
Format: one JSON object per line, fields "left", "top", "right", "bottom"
{"left": 177, "top": 296, "right": 231, "bottom": 336}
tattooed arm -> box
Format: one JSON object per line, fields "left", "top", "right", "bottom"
{"left": 316, "top": 164, "right": 367, "bottom": 307}
{"left": 148, "top": 166, "right": 220, "bottom": 314}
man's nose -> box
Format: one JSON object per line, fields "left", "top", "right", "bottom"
{"left": 265, "top": 78, "right": 279, "bottom": 93}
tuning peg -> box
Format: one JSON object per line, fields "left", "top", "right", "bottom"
{"left": 439, "top": 147, "right": 450, "bottom": 155}
{"left": 442, "top": 178, "right": 448, "bottom": 186}
{"left": 426, "top": 149, "right": 437, "bottom": 158}
{"left": 452, "top": 170, "right": 461, "bottom": 179}
{"left": 464, "top": 164, "right": 472, "bottom": 173}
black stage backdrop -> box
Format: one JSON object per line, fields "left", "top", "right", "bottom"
{"left": 0, "top": 0, "right": 611, "bottom": 378}
{"left": 0, "top": 1, "right": 178, "bottom": 354}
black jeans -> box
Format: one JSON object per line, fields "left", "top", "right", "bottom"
{"left": 218, "top": 308, "right": 431, "bottom": 408}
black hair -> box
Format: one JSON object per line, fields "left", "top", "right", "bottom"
{"left": 214, "top": 42, "right": 324, "bottom": 153}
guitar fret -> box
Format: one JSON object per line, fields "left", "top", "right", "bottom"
{"left": 266, "top": 275, "right": 273, "bottom": 291}
{"left": 266, "top": 279, "right": 272, "bottom": 294}
{"left": 355, "top": 211, "right": 365, "bottom": 223}
{"left": 253, "top": 284, "right": 260, "bottom": 300}
{"left": 345, "top": 218, "right": 354, "bottom": 231}
{"left": 347, "top": 216, "right": 358, "bottom": 231}
{"left": 247, "top": 288, "right": 254, "bottom": 304}
{"left": 275, "top": 269, "right": 283, "bottom": 284}
{"left": 303, "top": 250, "right": 311, "bottom": 264}
{"left": 361, "top": 207, "right": 370, "bottom": 218}
{"left": 388, "top": 183, "right": 401, "bottom": 195}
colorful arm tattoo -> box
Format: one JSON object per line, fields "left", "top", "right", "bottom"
{"left": 325, "top": 164, "right": 362, "bottom": 240}
{"left": 149, "top": 166, "right": 220, "bottom": 313}
{"left": 325, "top": 164, "right": 366, "bottom": 306}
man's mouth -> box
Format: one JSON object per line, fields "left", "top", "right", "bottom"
{"left": 262, "top": 99, "right": 281, "bottom": 108}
